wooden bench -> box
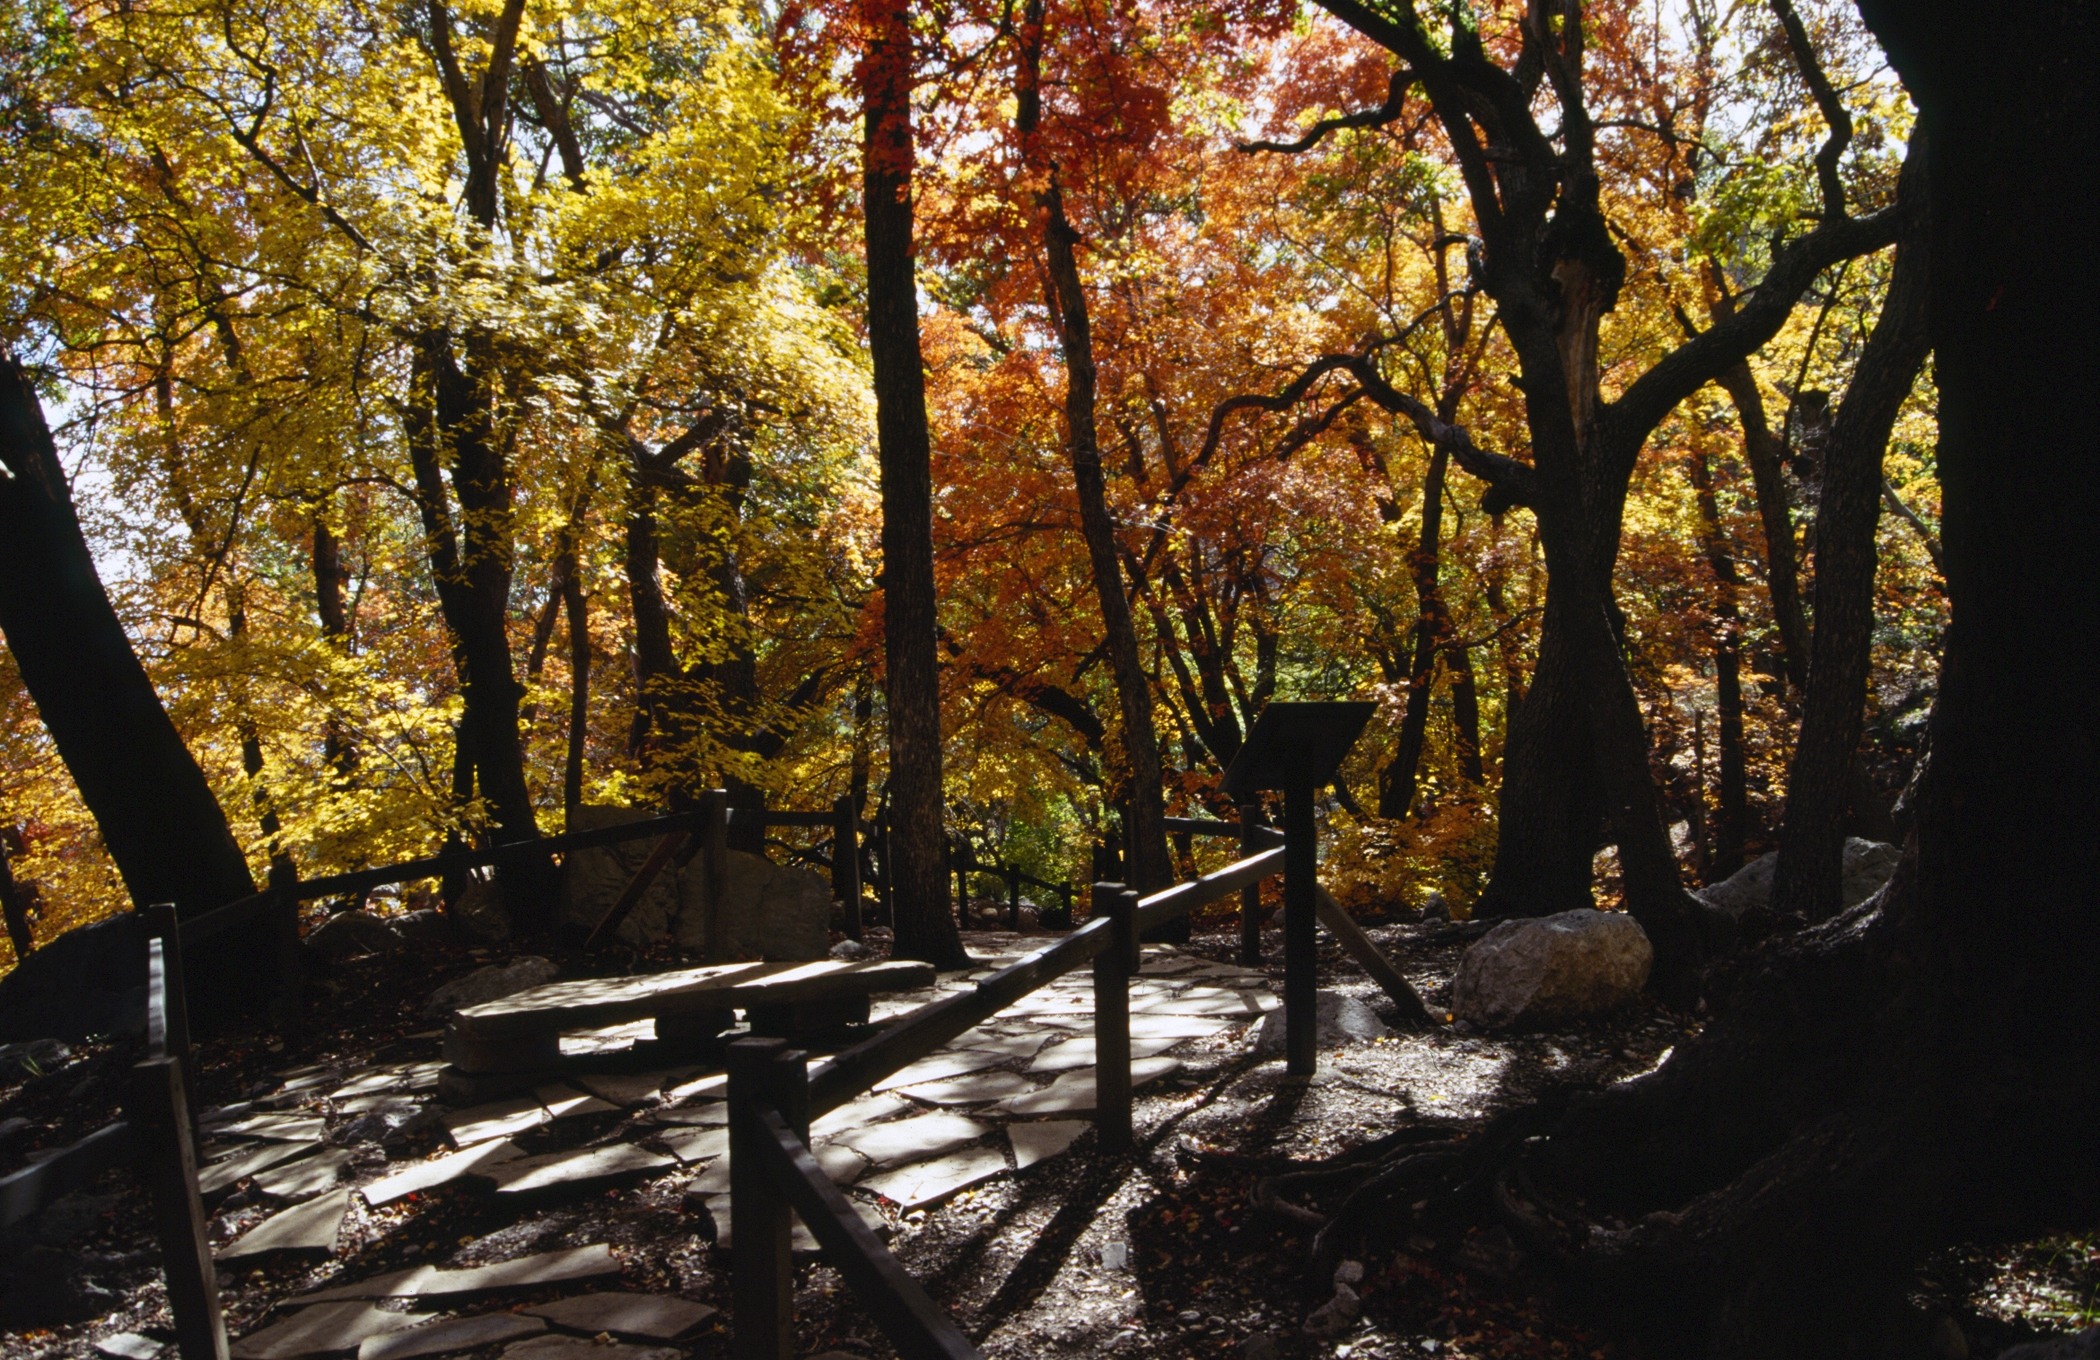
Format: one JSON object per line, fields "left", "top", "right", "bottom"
{"left": 444, "top": 959, "right": 936, "bottom": 1073}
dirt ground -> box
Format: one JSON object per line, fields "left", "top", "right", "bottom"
{"left": 0, "top": 911, "right": 2091, "bottom": 1360}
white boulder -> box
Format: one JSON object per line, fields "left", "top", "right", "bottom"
{"left": 1695, "top": 837, "right": 1900, "bottom": 917}
{"left": 1451, "top": 910, "right": 1651, "bottom": 1031}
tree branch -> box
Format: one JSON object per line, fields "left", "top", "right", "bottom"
{"left": 1238, "top": 69, "right": 1413, "bottom": 156}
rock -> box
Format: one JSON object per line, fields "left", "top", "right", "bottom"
{"left": 305, "top": 911, "right": 403, "bottom": 960}
{"left": 1450, "top": 910, "right": 1652, "bottom": 1031}
{"left": 829, "top": 938, "right": 873, "bottom": 961}
{"left": 35, "top": 1191, "right": 120, "bottom": 1243}
{"left": 0, "top": 1248, "right": 116, "bottom": 1328}
{"left": 1301, "top": 1282, "right": 1360, "bottom": 1337}
{"left": 0, "top": 1037, "right": 71, "bottom": 1082}
{"left": 450, "top": 877, "right": 512, "bottom": 943}
{"left": 392, "top": 910, "right": 453, "bottom": 945}
{"left": 1250, "top": 991, "right": 1390, "bottom": 1059}
{"left": 94, "top": 1333, "right": 165, "bottom": 1360}
{"left": 1240, "top": 1334, "right": 1281, "bottom": 1360}
{"left": 558, "top": 807, "right": 682, "bottom": 945}
{"left": 423, "top": 956, "right": 558, "bottom": 1020}
{"left": 1694, "top": 837, "right": 1900, "bottom": 917}
{"left": 670, "top": 850, "right": 829, "bottom": 961}
{"left": 2000, "top": 1328, "right": 2100, "bottom": 1360}
{"left": 0, "top": 913, "right": 148, "bottom": 1044}
{"left": 1420, "top": 891, "right": 1449, "bottom": 921}
{"left": 1333, "top": 1259, "right": 1364, "bottom": 1287}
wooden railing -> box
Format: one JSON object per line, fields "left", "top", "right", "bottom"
{"left": 726, "top": 840, "right": 1294, "bottom": 1360}
{"left": 0, "top": 903, "right": 227, "bottom": 1360}
{"left": 949, "top": 840, "right": 1075, "bottom": 931}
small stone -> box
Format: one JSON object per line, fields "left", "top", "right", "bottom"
{"left": 1178, "top": 1309, "right": 1203, "bottom": 1324}
{"left": 1100, "top": 1240, "right": 1128, "bottom": 1270}
{"left": 1333, "top": 1259, "right": 1364, "bottom": 1286}
{"left": 1241, "top": 1333, "right": 1280, "bottom": 1360}
{"left": 392, "top": 910, "right": 454, "bottom": 946}
{"left": 1301, "top": 1283, "right": 1360, "bottom": 1338}
{"left": 829, "top": 938, "right": 873, "bottom": 960}
{"left": 1420, "top": 891, "right": 1449, "bottom": 921}
{"left": 94, "top": 1334, "right": 165, "bottom": 1360}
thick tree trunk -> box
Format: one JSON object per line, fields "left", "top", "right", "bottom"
{"left": 1686, "top": 447, "right": 1750, "bottom": 876}
{"left": 0, "top": 360, "right": 256, "bottom": 919}
{"left": 1773, "top": 155, "right": 1932, "bottom": 921}
{"left": 1515, "top": 7, "right": 2100, "bottom": 1350}
{"left": 860, "top": 0, "right": 965, "bottom": 966}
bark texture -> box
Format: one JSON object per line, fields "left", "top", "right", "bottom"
{"left": 0, "top": 360, "right": 257, "bottom": 919}
{"left": 1509, "top": 5, "right": 2100, "bottom": 1350}
{"left": 860, "top": 0, "right": 966, "bottom": 966}
{"left": 1771, "top": 154, "right": 1932, "bottom": 921}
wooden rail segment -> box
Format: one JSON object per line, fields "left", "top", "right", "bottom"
{"left": 0, "top": 904, "right": 228, "bottom": 1360}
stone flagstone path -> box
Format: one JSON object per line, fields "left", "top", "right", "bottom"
{"left": 195, "top": 935, "right": 1279, "bottom": 1354}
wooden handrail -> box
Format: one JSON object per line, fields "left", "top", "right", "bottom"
{"left": 1133, "top": 846, "right": 1285, "bottom": 934}
{"left": 807, "top": 916, "right": 1118, "bottom": 1116}
{"left": 749, "top": 1102, "right": 980, "bottom": 1358}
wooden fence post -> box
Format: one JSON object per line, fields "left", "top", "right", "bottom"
{"left": 703, "top": 790, "right": 729, "bottom": 963}
{"left": 141, "top": 904, "right": 201, "bottom": 1141}
{"left": 1091, "top": 884, "right": 1136, "bottom": 1155}
{"left": 832, "top": 796, "right": 862, "bottom": 941}
{"left": 133, "top": 933, "right": 228, "bottom": 1360}
{"left": 729, "top": 1037, "right": 808, "bottom": 1360}
{"left": 1282, "top": 775, "right": 1318, "bottom": 1077}
{"left": 1237, "top": 799, "right": 1265, "bottom": 966}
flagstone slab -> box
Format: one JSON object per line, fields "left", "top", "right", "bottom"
{"left": 871, "top": 1051, "right": 1005, "bottom": 1092}
{"left": 482, "top": 1144, "right": 677, "bottom": 1194}
{"left": 457, "top": 960, "right": 935, "bottom": 1040}
{"left": 1128, "top": 1015, "right": 1241, "bottom": 1040}
{"left": 808, "top": 1092, "right": 911, "bottom": 1139}
{"left": 357, "top": 1313, "right": 545, "bottom": 1360}
{"left": 825, "top": 1112, "right": 990, "bottom": 1169}
{"left": 221, "top": 1189, "right": 351, "bottom": 1259}
{"left": 897, "top": 1071, "right": 1036, "bottom": 1105}
{"left": 93, "top": 1333, "right": 163, "bottom": 1360}
{"left": 994, "top": 1058, "right": 1182, "bottom": 1116}
{"left": 647, "top": 1106, "right": 727, "bottom": 1128}
{"left": 1009, "top": 1120, "right": 1087, "bottom": 1170}
{"left": 1026, "top": 1036, "right": 1182, "bottom": 1074}
{"left": 303, "top": 1245, "right": 622, "bottom": 1301}
{"left": 230, "top": 1302, "right": 421, "bottom": 1359}
{"left": 686, "top": 1161, "right": 730, "bottom": 1195}
{"left": 500, "top": 1336, "right": 680, "bottom": 1360}
{"left": 533, "top": 1085, "right": 619, "bottom": 1119}
{"left": 255, "top": 1148, "right": 356, "bottom": 1201}
{"left": 953, "top": 1030, "right": 1055, "bottom": 1059}
{"left": 814, "top": 1143, "right": 868, "bottom": 1185}
{"left": 360, "top": 1140, "right": 524, "bottom": 1207}
{"left": 661, "top": 1127, "right": 728, "bottom": 1164}
{"left": 444, "top": 1098, "right": 547, "bottom": 1147}
{"left": 571, "top": 1070, "right": 698, "bottom": 1107}
{"left": 859, "top": 1144, "right": 1007, "bottom": 1209}
{"left": 200, "top": 1140, "right": 316, "bottom": 1196}
{"left": 1132, "top": 991, "right": 1268, "bottom": 1016}
{"left": 216, "top": 1114, "right": 330, "bottom": 1143}
{"left": 336, "top": 1096, "right": 423, "bottom": 1117}
{"left": 662, "top": 1072, "right": 726, "bottom": 1104}
{"left": 522, "top": 1293, "right": 717, "bottom": 1340}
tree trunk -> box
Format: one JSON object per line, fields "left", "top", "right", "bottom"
{"left": 1381, "top": 445, "right": 1454, "bottom": 818}
{"left": 311, "top": 507, "right": 355, "bottom": 775}
{"left": 0, "top": 360, "right": 257, "bottom": 919}
{"left": 1772, "top": 152, "right": 1932, "bottom": 921}
{"left": 562, "top": 565, "right": 588, "bottom": 823}
{"left": 1040, "top": 187, "right": 1173, "bottom": 894}
{"left": 860, "top": 0, "right": 965, "bottom": 966}
{"left": 1686, "top": 447, "right": 1750, "bottom": 876}
{"left": 1512, "top": 8, "right": 2100, "bottom": 1348}
{"left": 1716, "top": 361, "right": 1811, "bottom": 690}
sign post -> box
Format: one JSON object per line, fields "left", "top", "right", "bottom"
{"left": 1221, "top": 702, "right": 1375, "bottom": 1077}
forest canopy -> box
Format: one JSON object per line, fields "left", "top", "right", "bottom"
{"left": 0, "top": 0, "right": 1943, "bottom": 962}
